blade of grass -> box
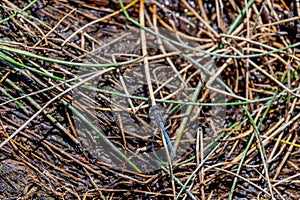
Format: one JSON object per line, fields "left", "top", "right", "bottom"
{"left": 118, "top": 0, "right": 300, "bottom": 59}
{"left": 0, "top": 86, "right": 31, "bottom": 115}
{"left": 2, "top": 49, "right": 298, "bottom": 109}
{"left": 0, "top": 73, "right": 80, "bottom": 145}
{"left": 173, "top": 79, "right": 202, "bottom": 151}
{"left": 1, "top": 60, "right": 142, "bottom": 172}
{"left": 175, "top": 104, "right": 269, "bottom": 198}
{"left": 242, "top": 105, "right": 274, "bottom": 198}
{"left": 0, "top": 45, "right": 141, "bottom": 68}
{"left": 60, "top": 99, "right": 141, "bottom": 173}
{"left": 228, "top": 90, "right": 278, "bottom": 199}
{"left": 0, "top": 0, "right": 38, "bottom": 24}
{"left": 0, "top": 68, "right": 112, "bottom": 148}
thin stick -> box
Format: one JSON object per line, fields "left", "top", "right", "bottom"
{"left": 61, "top": 0, "right": 138, "bottom": 46}
{"left": 34, "top": 8, "right": 76, "bottom": 47}
{"left": 139, "top": 0, "right": 155, "bottom": 106}
{"left": 0, "top": 68, "right": 113, "bottom": 149}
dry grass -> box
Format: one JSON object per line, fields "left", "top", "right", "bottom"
{"left": 0, "top": 0, "right": 299, "bottom": 199}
